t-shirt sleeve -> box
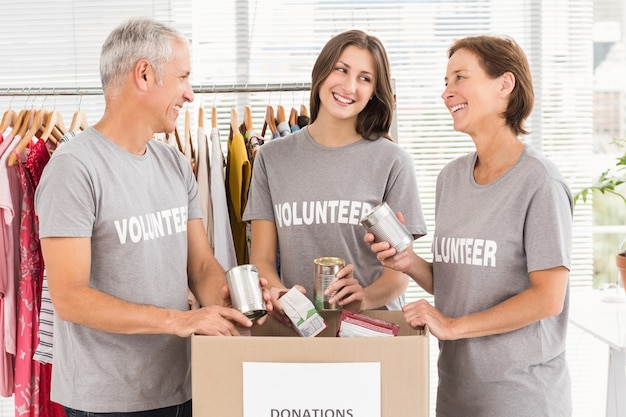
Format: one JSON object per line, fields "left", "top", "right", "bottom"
{"left": 35, "top": 152, "right": 96, "bottom": 238}
{"left": 524, "top": 177, "right": 573, "bottom": 272}
{"left": 383, "top": 146, "right": 427, "bottom": 239}
{"left": 242, "top": 148, "right": 274, "bottom": 222}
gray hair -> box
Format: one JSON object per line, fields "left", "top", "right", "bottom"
{"left": 100, "top": 18, "right": 189, "bottom": 92}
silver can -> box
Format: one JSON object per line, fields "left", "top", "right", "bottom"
{"left": 225, "top": 264, "right": 267, "bottom": 321}
{"left": 313, "top": 257, "right": 345, "bottom": 311}
{"left": 360, "top": 201, "right": 414, "bottom": 254}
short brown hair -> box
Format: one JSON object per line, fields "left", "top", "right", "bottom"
{"left": 448, "top": 35, "right": 534, "bottom": 136}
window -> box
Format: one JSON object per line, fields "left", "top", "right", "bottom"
{"left": 0, "top": 0, "right": 596, "bottom": 289}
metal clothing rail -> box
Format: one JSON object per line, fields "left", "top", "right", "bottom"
{"left": 0, "top": 82, "right": 311, "bottom": 97}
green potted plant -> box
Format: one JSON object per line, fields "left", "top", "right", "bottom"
{"left": 575, "top": 138, "right": 626, "bottom": 292}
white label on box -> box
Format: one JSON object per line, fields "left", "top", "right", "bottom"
{"left": 243, "top": 362, "right": 381, "bottom": 417}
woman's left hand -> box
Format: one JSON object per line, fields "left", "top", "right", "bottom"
{"left": 402, "top": 299, "right": 454, "bottom": 340}
{"left": 326, "top": 264, "right": 365, "bottom": 312}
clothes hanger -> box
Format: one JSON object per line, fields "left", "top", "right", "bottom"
{"left": 289, "top": 107, "right": 298, "bottom": 127}
{"left": 185, "top": 109, "right": 195, "bottom": 160}
{"left": 0, "top": 108, "right": 17, "bottom": 133}
{"left": 69, "top": 94, "right": 89, "bottom": 132}
{"left": 244, "top": 105, "right": 253, "bottom": 133}
{"left": 14, "top": 108, "right": 33, "bottom": 139}
{"left": 230, "top": 108, "right": 238, "bottom": 138}
{"left": 211, "top": 106, "right": 217, "bottom": 129}
{"left": 172, "top": 127, "right": 184, "bottom": 153}
{"left": 7, "top": 108, "right": 48, "bottom": 167}
{"left": 38, "top": 109, "right": 65, "bottom": 143}
{"left": 300, "top": 104, "right": 309, "bottom": 118}
{"left": 262, "top": 105, "right": 277, "bottom": 137}
{"left": 298, "top": 103, "right": 310, "bottom": 128}
{"left": 277, "top": 105, "right": 286, "bottom": 124}
{"left": 70, "top": 109, "right": 89, "bottom": 132}
{"left": 198, "top": 106, "right": 204, "bottom": 129}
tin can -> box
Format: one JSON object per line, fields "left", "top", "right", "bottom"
{"left": 225, "top": 264, "right": 267, "bottom": 321}
{"left": 360, "top": 201, "right": 414, "bottom": 254}
{"left": 313, "top": 257, "right": 345, "bottom": 310}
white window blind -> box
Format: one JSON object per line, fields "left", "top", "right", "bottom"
{"left": 0, "top": 3, "right": 597, "bottom": 295}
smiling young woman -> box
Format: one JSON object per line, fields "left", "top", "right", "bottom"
{"left": 243, "top": 29, "right": 427, "bottom": 326}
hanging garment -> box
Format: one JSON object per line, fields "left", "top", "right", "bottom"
{"left": 57, "top": 129, "right": 77, "bottom": 145}
{"left": 39, "top": 361, "right": 65, "bottom": 417}
{"left": 225, "top": 127, "right": 251, "bottom": 265}
{"left": 210, "top": 127, "right": 237, "bottom": 271}
{"left": 33, "top": 269, "right": 53, "bottom": 364}
{"left": 277, "top": 120, "right": 291, "bottom": 138}
{"left": 195, "top": 125, "right": 214, "bottom": 247}
{"left": 241, "top": 125, "right": 263, "bottom": 165}
{"left": 0, "top": 132, "right": 22, "bottom": 398}
{"left": 14, "top": 140, "right": 46, "bottom": 417}
{"left": 14, "top": 138, "right": 64, "bottom": 417}
{"left": 183, "top": 110, "right": 195, "bottom": 174}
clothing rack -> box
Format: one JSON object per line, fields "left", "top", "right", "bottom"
{"left": 0, "top": 82, "right": 311, "bottom": 97}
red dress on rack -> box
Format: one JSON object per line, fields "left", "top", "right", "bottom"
{"left": 13, "top": 139, "right": 64, "bottom": 417}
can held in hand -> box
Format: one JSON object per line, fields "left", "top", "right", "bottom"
{"left": 225, "top": 264, "right": 267, "bottom": 321}
{"left": 313, "top": 257, "right": 345, "bottom": 311}
{"left": 360, "top": 201, "right": 414, "bottom": 254}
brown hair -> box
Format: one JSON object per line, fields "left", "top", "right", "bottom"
{"left": 448, "top": 35, "right": 534, "bottom": 136}
{"left": 310, "top": 29, "right": 394, "bottom": 141}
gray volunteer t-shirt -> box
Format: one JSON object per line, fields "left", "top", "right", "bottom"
{"left": 35, "top": 127, "right": 201, "bottom": 412}
{"left": 243, "top": 127, "right": 427, "bottom": 309}
{"left": 433, "top": 144, "right": 573, "bottom": 417}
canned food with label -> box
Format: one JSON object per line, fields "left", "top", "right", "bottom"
{"left": 313, "top": 257, "right": 345, "bottom": 310}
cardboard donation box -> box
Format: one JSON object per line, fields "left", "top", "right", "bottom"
{"left": 192, "top": 310, "right": 429, "bottom": 417}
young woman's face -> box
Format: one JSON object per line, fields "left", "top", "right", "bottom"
{"left": 441, "top": 48, "right": 506, "bottom": 136}
{"left": 317, "top": 45, "right": 376, "bottom": 123}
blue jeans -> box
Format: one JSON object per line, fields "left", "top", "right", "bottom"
{"left": 64, "top": 400, "right": 191, "bottom": 417}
